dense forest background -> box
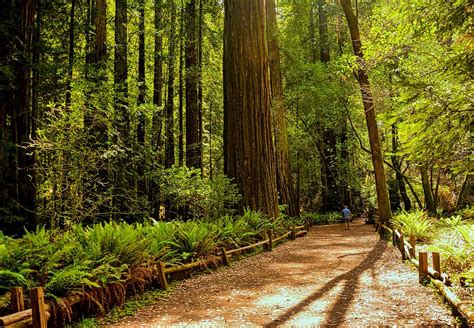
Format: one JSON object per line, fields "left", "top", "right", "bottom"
{"left": 0, "top": 0, "right": 472, "bottom": 236}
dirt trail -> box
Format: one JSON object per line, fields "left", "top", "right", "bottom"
{"left": 113, "top": 219, "right": 455, "bottom": 327}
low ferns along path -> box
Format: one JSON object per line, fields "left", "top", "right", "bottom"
{"left": 114, "top": 219, "right": 454, "bottom": 327}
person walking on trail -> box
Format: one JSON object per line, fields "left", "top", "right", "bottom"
{"left": 342, "top": 205, "right": 351, "bottom": 230}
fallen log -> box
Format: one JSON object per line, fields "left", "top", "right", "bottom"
{"left": 294, "top": 230, "right": 308, "bottom": 238}
{"left": 381, "top": 224, "right": 393, "bottom": 234}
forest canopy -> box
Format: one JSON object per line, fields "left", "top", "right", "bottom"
{"left": 0, "top": 0, "right": 472, "bottom": 235}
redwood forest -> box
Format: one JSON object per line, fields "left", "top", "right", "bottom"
{"left": 0, "top": 0, "right": 472, "bottom": 326}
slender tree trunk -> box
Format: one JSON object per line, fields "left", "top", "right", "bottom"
{"left": 340, "top": 0, "right": 392, "bottom": 223}
{"left": 309, "top": 1, "right": 318, "bottom": 63}
{"left": 223, "top": 0, "right": 279, "bottom": 218}
{"left": 185, "top": 0, "right": 200, "bottom": 169}
{"left": 152, "top": 0, "right": 163, "bottom": 151}
{"left": 165, "top": 1, "right": 177, "bottom": 169}
{"left": 198, "top": 0, "right": 203, "bottom": 173}
{"left": 65, "top": 0, "right": 75, "bottom": 108}
{"left": 456, "top": 173, "right": 474, "bottom": 210}
{"left": 178, "top": 1, "right": 184, "bottom": 166}
{"left": 420, "top": 165, "right": 436, "bottom": 214}
{"left": 266, "top": 0, "right": 298, "bottom": 217}
{"left": 137, "top": 0, "right": 146, "bottom": 142}
{"left": 114, "top": 0, "right": 129, "bottom": 141}
{"left": 150, "top": 0, "right": 164, "bottom": 218}
{"left": 389, "top": 125, "right": 401, "bottom": 211}
{"left": 136, "top": 0, "right": 147, "bottom": 199}
{"left": 391, "top": 124, "right": 411, "bottom": 211}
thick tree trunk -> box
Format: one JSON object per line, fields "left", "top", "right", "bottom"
{"left": 185, "top": 0, "right": 201, "bottom": 169}
{"left": 1, "top": 0, "right": 38, "bottom": 231}
{"left": 340, "top": 0, "right": 392, "bottom": 223}
{"left": 84, "top": 0, "right": 108, "bottom": 222}
{"left": 265, "top": 0, "right": 298, "bottom": 217}
{"left": 165, "top": 1, "right": 177, "bottom": 169}
{"left": 16, "top": 0, "right": 37, "bottom": 229}
{"left": 318, "top": 0, "right": 330, "bottom": 62}
{"left": 223, "top": 0, "right": 279, "bottom": 218}
{"left": 420, "top": 165, "right": 436, "bottom": 214}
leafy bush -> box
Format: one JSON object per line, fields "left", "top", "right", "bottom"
{"left": 391, "top": 210, "right": 433, "bottom": 241}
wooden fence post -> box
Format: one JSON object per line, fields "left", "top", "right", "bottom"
{"left": 157, "top": 262, "right": 168, "bottom": 290}
{"left": 267, "top": 230, "right": 273, "bottom": 251}
{"left": 418, "top": 252, "right": 428, "bottom": 284}
{"left": 432, "top": 252, "right": 441, "bottom": 274}
{"left": 409, "top": 236, "right": 416, "bottom": 259}
{"left": 399, "top": 235, "right": 406, "bottom": 261}
{"left": 10, "top": 287, "right": 24, "bottom": 312}
{"left": 221, "top": 247, "right": 230, "bottom": 266}
{"left": 30, "top": 287, "right": 47, "bottom": 328}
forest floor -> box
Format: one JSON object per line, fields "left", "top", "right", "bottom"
{"left": 111, "top": 218, "right": 456, "bottom": 327}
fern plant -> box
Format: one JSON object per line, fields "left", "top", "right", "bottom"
{"left": 173, "top": 221, "right": 220, "bottom": 261}
{"left": 391, "top": 210, "right": 433, "bottom": 241}
{"left": 218, "top": 215, "right": 258, "bottom": 248}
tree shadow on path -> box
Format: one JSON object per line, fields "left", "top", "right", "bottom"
{"left": 264, "top": 239, "right": 387, "bottom": 327}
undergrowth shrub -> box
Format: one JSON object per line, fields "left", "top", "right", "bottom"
{"left": 302, "top": 212, "right": 340, "bottom": 225}
{"left": 428, "top": 223, "right": 474, "bottom": 279}
{"left": 172, "top": 221, "right": 220, "bottom": 262}
{"left": 0, "top": 209, "right": 298, "bottom": 302}
{"left": 217, "top": 215, "right": 259, "bottom": 248}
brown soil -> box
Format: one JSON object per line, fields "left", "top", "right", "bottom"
{"left": 112, "top": 218, "right": 456, "bottom": 327}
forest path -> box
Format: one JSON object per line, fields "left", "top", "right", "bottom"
{"left": 112, "top": 219, "right": 455, "bottom": 327}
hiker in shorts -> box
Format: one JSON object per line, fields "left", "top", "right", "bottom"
{"left": 342, "top": 205, "right": 351, "bottom": 230}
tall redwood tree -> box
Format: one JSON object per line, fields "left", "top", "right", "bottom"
{"left": 223, "top": 0, "right": 279, "bottom": 218}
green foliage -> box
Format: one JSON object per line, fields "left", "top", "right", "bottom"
{"left": 153, "top": 167, "right": 241, "bottom": 220}
{"left": 391, "top": 211, "right": 433, "bottom": 241}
